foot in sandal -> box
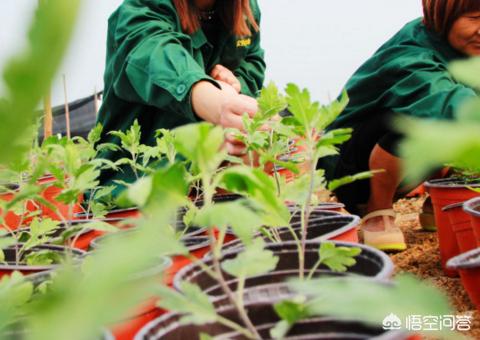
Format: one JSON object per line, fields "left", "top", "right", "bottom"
{"left": 361, "top": 209, "right": 407, "bottom": 252}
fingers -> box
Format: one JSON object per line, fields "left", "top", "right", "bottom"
{"left": 211, "top": 64, "right": 241, "bottom": 93}
{"left": 230, "top": 94, "right": 258, "bottom": 118}
{"left": 225, "top": 140, "right": 247, "bottom": 155}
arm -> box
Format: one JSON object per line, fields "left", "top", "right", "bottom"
{"left": 111, "top": 3, "right": 218, "bottom": 121}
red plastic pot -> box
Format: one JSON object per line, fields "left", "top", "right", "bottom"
{"left": 39, "top": 184, "right": 84, "bottom": 221}
{"left": 447, "top": 247, "right": 480, "bottom": 313}
{"left": 443, "top": 202, "right": 477, "bottom": 254}
{"left": 464, "top": 197, "right": 480, "bottom": 246}
{"left": 0, "top": 189, "right": 37, "bottom": 231}
{"left": 110, "top": 257, "right": 172, "bottom": 340}
{"left": 425, "top": 178, "right": 480, "bottom": 277}
{"left": 0, "top": 244, "right": 85, "bottom": 279}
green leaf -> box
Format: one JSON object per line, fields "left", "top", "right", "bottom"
{"left": 270, "top": 299, "right": 309, "bottom": 339}
{"left": 0, "top": 271, "right": 34, "bottom": 329}
{"left": 173, "top": 123, "right": 226, "bottom": 174}
{"left": 219, "top": 166, "right": 291, "bottom": 227}
{"left": 257, "top": 82, "right": 288, "bottom": 120}
{"left": 315, "top": 90, "right": 349, "bottom": 131}
{"left": 157, "top": 282, "right": 218, "bottom": 325}
{"left": 450, "top": 57, "right": 480, "bottom": 90}
{"left": 81, "top": 221, "right": 118, "bottom": 233}
{"left": 399, "top": 116, "right": 480, "bottom": 180}
{"left": 289, "top": 274, "right": 458, "bottom": 340}
{"left": 25, "top": 250, "right": 62, "bottom": 266}
{"left": 317, "top": 242, "right": 361, "bottom": 272}
{"left": 222, "top": 238, "right": 278, "bottom": 278}
{"left": 0, "top": 0, "right": 81, "bottom": 165}
{"left": 199, "top": 333, "right": 214, "bottom": 340}
{"left": 87, "top": 123, "right": 103, "bottom": 145}
{"left": 194, "top": 201, "right": 262, "bottom": 244}
{"left": 327, "top": 170, "right": 376, "bottom": 192}
{"left": 285, "top": 83, "right": 319, "bottom": 132}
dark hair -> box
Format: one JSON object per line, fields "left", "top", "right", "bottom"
{"left": 423, "top": 0, "right": 480, "bottom": 36}
{"left": 172, "top": 0, "right": 259, "bottom": 36}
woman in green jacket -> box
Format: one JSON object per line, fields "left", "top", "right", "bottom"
{"left": 324, "top": 0, "right": 480, "bottom": 251}
{"left": 95, "top": 0, "right": 265, "bottom": 193}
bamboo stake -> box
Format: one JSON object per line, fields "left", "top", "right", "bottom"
{"left": 63, "top": 74, "right": 71, "bottom": 139}
{"left": 43, "top": 90, "right": 53, "bottom": 140}
{"left": 39, "top": 0, "right": 53, "bottom": 140}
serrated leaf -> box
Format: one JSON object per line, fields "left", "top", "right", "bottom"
{"left": 257, "top": 82, "right": 288, "bottom": 120}
{"left": 157, "top": 282, "right": 217, "bottom": 325}
{"left": 328, "top": 170, "right": 376, "bottom": 192}
{"left": 317, "top": 242, "right": 361, "bottom": 272}
{"left": 222, "top": 238, "right": 278, "bottom": 278}
{"left": 271, "top": 299, "right": 309, "bottom": 339}
{"left": 285, "top": 83, "right": 320, "bottom": 131}
{"left": 316, "top": 90, "right": 349, "bottom": 131}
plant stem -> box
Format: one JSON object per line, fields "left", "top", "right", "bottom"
{"left": 306, "top": 259, "right": 322, "bottom": 281}
{"left": 299, "top": 135, "right": 317, "bottom": 280}
{"left": 217, "top": 315, "right": 256, "bottom": 339}
{"left": 207, "top": 229, "right": 261, "bottom": 340}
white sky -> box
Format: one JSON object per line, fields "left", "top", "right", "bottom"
{"left": 0, "top": 0, "right": 423, "bottom": 106}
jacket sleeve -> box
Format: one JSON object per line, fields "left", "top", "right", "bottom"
{"left": 111, "top": 3, "right": 217, "bottom": 121}
{"left": 233, "top": 0, "right": 266, "bottom": 98}
{"left": 380, "top": 51, "right": 477, "bottom": 120}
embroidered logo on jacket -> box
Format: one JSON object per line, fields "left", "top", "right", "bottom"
{"left": 236, "top": 38, "right": 252, "bottom": 48}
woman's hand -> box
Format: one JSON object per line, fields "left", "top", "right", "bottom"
{"left": 192, "top": 81, "right": 257, "bottom": 131}
{"left": 210, "top": 64, "right": 241, "bottom": 93}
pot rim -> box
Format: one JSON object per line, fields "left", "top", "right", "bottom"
{"left": 174, "top": 240, "right": 394, "bottom": 296}
{"left": 90, "top": 228, "right": 210, "bottom": 252}
{"left": 442, "top": 201, "right": 466, "bottom": 212}
{"left": 288, "top": 214, "right": 360, "bottom": 241}
{"left": 0, "top": 244, "right": 86, "bottom": 271}
{"left": 446, "top": 247, "right": 480, "bottom": 270}
{"left": 463, "top": 197, "right": 480, "bottom": 218}
{"left": 425, "top": 177, "right": 480, "bottom": 189}
{"left": 74, "top": 207, "right": 140, "bottom": 219}
{"left": 134, "top": 309, "right": 406, "bottom": 340}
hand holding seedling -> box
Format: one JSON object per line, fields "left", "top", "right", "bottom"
{"left": 211, "top": 64, "right": 241, "bottom": 93}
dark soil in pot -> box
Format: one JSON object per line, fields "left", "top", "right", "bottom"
{"left": 135, "top": 292, "right": 408, "bottom": 340}
{"left": 0, "top": 244, "right": 85, "bottom": 278}
{"left": 174, "top": 240, "right": 393, "bottom": 299}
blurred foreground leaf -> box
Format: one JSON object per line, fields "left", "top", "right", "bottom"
{"left": 0, "top": 0, "right": 81, "bottom": 165}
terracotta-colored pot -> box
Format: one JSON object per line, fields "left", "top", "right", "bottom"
{"left": 447, "top": 247, "right": 480, "bottom": 313}
{"left": 443, "top": 202, "right": 477, "bottom": 254}
{"left": 464, "top": 197, "right": 480, "bottom": 246}
{"left": 425, "top": 178, "right": 480, "bottom": 277}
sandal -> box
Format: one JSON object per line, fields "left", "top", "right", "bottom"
{"left": 361, "top": 209, "right": 407, "bottom": 252}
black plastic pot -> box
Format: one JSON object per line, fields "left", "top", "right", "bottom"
{"left": 219, "top": 214, "right": 360, "bottom": 254}
{"left": 89, "top": 228, "right": 210, "bottom": 253}
{"left": 174, "top": 240, "right": 394, "bottom": 300}
{"left": 134, "top": 291, "right": 407, "bottom": 340}
{"left": 0, "top": 244, "right": 85, "bottom": 277}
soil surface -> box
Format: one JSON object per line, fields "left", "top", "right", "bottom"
{"left": 392, "top": 196, "right": 479, "bottom": 339}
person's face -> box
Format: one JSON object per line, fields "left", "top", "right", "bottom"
{"left": 448, "top": 11, "right": 480, "bottom": 56}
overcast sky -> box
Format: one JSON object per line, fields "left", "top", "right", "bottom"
{"left": 0, "top": 0, "right": 423, "bottom": 106}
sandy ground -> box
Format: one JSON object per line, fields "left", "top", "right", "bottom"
{"left": 392, "top": 196, "right": 479, "bottom": 339}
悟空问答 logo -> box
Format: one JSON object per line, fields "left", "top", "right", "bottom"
{"left": 383, "top": 313, "right": 402, "bottom": 330}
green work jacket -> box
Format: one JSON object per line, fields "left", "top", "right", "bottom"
{"left": 330, "top": 18, "right": 476, "bottom": 129}
{"left": 95, "top": 0, "right": 265, "bottom": 191}
{"left": 323, "top": 18, "right": 477, "bottom": 178}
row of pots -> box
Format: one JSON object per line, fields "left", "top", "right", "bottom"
{"left": 425, "top": 178, "right": 480, "bottom": 313}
